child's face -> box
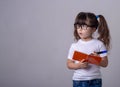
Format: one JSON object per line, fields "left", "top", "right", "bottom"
{"left": 76, "top": 25, "right": 96, "bottom": 40}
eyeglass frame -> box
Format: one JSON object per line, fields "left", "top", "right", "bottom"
{"left": 74, "top": 23, "right": 96, "bottom": 30}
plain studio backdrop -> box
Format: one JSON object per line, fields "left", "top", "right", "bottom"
{"left": 0, "top": 0, "right": 119, "bottom": 87}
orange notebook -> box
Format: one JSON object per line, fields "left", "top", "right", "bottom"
{"left": 72, "top": 51, "right": 102, "bottom": 65}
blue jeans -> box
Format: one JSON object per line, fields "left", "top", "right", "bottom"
{"left": 73, "top": 79, "right": 102, "bottom": 87}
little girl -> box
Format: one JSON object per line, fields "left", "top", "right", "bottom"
{"left": 67, "top": 12, "right": 111, "bottom": 87}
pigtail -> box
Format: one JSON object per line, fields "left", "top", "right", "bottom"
{"left": 97, "top": 15, "right": 111, "bottom": 50}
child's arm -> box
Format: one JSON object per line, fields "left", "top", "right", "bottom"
{"left": 67, "top": 59, "right": 88, "bottom": 70}
{"left": 91, "top": 52, "right": 108, "bottom": 67}
{"left": 99, "top": 56, "right": 108, "bottom": 67}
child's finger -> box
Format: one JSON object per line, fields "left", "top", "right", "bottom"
{"left": 90, "top": 52, "right": 98, "bottom": 56}
{"left": 80, "top": 59, "right": 86, "bottom": 63}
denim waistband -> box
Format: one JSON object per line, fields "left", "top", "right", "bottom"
{"left": 73, "top": 79, "right": 102, "bottom": 87}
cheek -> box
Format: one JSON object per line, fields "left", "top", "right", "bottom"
{"left": 76, "top": 29, "right": 79, "bottom": 33}
{"left": 83, "top": 30, "right": 89, "bottom": 33}
{"left": 77, "top": 29, "right": 81, "bottom": 34}
{"left": 84, "top": 31, "right": 92, "bottom": 36}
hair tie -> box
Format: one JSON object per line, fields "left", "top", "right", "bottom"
{"left": 96, "top": 15, "right": 99, "bottom": 19}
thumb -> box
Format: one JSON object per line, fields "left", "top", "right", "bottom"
{"left": 80, "top": 59, "right": 86, "bottom": 63}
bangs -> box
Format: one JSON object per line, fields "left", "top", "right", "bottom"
{"left": 74, "top": 12, "right": 98, "bottom": 29}
{"left": 74, "top": 13, "right": 87, "bottom": 26}
{"left": 74, "top": 20, "right": 88, "bottom": 26}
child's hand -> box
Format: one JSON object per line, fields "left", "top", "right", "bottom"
{"left": 90, "top": 52, "right": 99, "bottom": 56}
{"left": 77, "top": 59, "right": 88, "bottom": 69}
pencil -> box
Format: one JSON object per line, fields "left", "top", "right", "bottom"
{"left": 96, "top": 50, "right": 107, "bottom": 54}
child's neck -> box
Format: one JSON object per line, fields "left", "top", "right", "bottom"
{"left": 81, "top": 37, "right": 93, "bottom": 42}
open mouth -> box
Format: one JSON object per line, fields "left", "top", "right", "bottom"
{"left": 79, "top": 33, "right": 82, "bottom": 35}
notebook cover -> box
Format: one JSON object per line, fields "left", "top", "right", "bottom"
{"left": 72, "top": 51, "right": 102, "bottom": 65}
{"left": 88, "top": 55, "right": 102, "bottom": 65}
{"left": 72, "top": 51, "right": 88, "bottom": 61}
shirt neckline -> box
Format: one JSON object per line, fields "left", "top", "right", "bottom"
{"left": 78, "top": 39, "right": 95, "bottom": 44}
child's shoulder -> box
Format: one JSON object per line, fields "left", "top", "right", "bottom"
{"left": 70, "top": 42, "right": 77, "bottom": 47}
{"left": 69, "top": 41, "right": 78, "bottom": 48}
{"left": 93, "top": 39, "right": 103, "bottom": 43}
{"left": 93, "top": 39, "right": 105, "bottom": 46}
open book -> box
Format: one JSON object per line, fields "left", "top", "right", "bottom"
{"left": 72, "top": 51, "right": 102, "bottom": 65}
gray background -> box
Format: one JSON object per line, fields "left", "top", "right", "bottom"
{"left": 0, "top": 0, "right": 119, "bottom": 87}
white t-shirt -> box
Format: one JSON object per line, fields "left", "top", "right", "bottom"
{"left": 67, "top": 39, "right": 107, "bottom": 80}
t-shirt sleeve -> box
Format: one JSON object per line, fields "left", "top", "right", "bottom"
{"left": 67, "top": 44, "right": 75, "bottom": 60}
{"left": 99, "top": 42, "right": 107, "bottom": 57}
